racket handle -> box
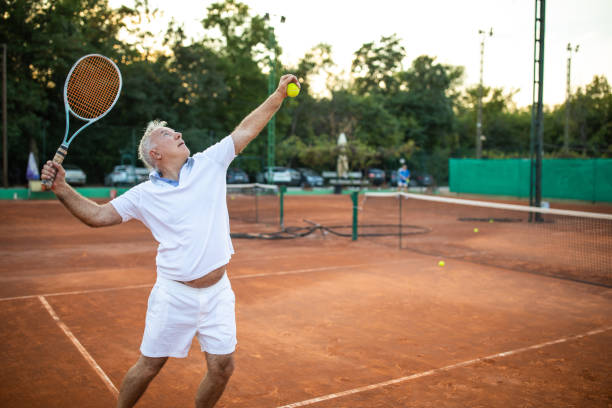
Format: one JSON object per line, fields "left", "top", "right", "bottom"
{"left": 41, "top": 145, "right": 68, "bottom": 190}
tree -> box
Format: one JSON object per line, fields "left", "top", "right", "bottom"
{"left": 393, "top": 56, "right": 464, "bottom": 152}
{"left": 1, "top": 0, "right": 608, "bottom": 186}
{"left": 201, "top": 0, "right": 269, "bottom": 127}
{"left": 0, "top": 0, "right": 136, "bottom": 184}
{"left": 351, "top": 34, "right": 406, "bottom": 96}
{"left": 571, "top": 75, "right": 611, "bottom": 157}
{"left": 285, "top": 43, "right": 334, "bottom": 138}
{"left": 456, "top": 85, "right": 529, "bottom": 157}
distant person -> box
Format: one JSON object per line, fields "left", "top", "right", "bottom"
{"left": 397, "top": 164, "right": 410, "bottom": 192}
{"left": 41, "top": 74, "right": 300, "bottom": 408}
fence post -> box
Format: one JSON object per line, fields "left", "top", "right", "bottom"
{"left": 351, "top": 191, "right": 358, "bottom": 241}
{"left": 280, "top": 185, "right": 286, "bottom": 230}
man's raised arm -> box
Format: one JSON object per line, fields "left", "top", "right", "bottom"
{"left": 41, "top": 161, "right": 122, "bottom": 228}
{"left": 231, "top": 74, "right": 299, "bottom": 154}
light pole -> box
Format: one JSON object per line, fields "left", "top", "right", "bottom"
{"left": 564, "top": 43, "right": 579, "bottom": 151}
{"left": 476, "top": 28, "right": 492, "bottom": 159}
{"left": 263, "top": 13, "right": 285, "bottom": 183}
{"left": 529, "top": 0, "right": 546, "bottom": 218}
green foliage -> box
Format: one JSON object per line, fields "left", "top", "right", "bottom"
{"left": 568, "top": 75, "right": 611, "bottom": 156}
{"left": 352, "top": 34, "right": 405, "bottom": 95}
{"left": 456, "top": 86, "right": 531, "bottom": 156}
{"left": 1, "top": 0, "right": 609, "bottom": 186}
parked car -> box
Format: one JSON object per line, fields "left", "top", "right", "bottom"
{"left": 227, "top": 168, "right": 249, "bottom": 184}
{"left": 298, "top": 168, "right": 324, "bottom": 187}
{"left": 366, "top": 168, "right": 386, "bottom": 186}
{"left": 105, "top": 165, "right": 138, "bottom": 186}
{"left": 256, "top": 167, "right": 292, "bottom": 184}
{"left": 288, "top": 168, "right": 301, "bottom": 186}
{"left": 409, "top": 172, "right": 434, "bottom": 187}
{"left": 64, "top": 164, "right": 87, "bottom": 185}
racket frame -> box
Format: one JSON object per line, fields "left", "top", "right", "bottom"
{"left": 43, "top": 54, "right": 122, "bottom": 188}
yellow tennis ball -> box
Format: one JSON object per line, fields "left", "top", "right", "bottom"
{"left": 438, "top": 260, "right": 445, "bottom": 267}
{"left": 474, "top": 228, "right": 479, "bottom": 233}
{"left": 287, "top": 82, "right": 300, "bottom": 98}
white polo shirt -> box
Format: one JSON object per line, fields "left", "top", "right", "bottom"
{"left": 111, "top": 135, "right": 236, "bottom": 282}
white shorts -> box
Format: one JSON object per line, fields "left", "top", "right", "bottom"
{"left": 140, "top": 273, "right": 237, "bottom": 358}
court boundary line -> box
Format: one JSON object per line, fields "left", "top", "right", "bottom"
{"left": 38, "top": 296, "right": 119, "bottom": 398}
{"left": 0, "top": 248, "right": 364, "bottom": 282}
{"left": 277, "top": 325, "right": 612, "bottom": 408}
{"left": 231, "top": 260, "right": 404, "bottom": 280}
{"left": 0, "top": 268, "right": 146, "bottom": 283}
{"left": 0, "top": 259, "right": 406, "bottom": 302}
{"left": 1, "top": 284, "right": 153, "bottom": 302}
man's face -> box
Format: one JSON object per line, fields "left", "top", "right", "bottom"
{"left": 150, "top": 127, "right": 190, "bottom": 163}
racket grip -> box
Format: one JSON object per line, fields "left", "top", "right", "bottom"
{"left": 41, "top": 145, "right": 68, "bottom": 189}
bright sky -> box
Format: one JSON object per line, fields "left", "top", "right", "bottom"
{"left": 109, "top": 0, "right": 612, "bottom": 107}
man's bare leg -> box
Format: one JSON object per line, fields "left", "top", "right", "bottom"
{"left": 117, "top": 355, "right": 168, "bottom": 408}
{"left": 195, "top": 352, "right": 234, "bottom": 408}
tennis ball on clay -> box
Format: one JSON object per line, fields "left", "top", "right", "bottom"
{"left": 287, "top": 82, "right": 300, "bottom": 98}
{"left": 489, "top": 219, "right": 494, "bottom": 223}
{"left": 438, "top": 260, "right": 445, "bottom": 267}
{"left": 474, "top": 227, "right": 479, "bottom": 233}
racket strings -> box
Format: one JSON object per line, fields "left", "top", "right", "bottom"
{"left": 68, "top": 58, "right": 118, "bottom": 117}
{"left": 68, "top": 70, "right": 117, "bottom": 117}
{"left": 68, "top": 57, "right": 118, "bottom": 116}
{"left": 66, "top": 56, "right": 120, "bottom": 119}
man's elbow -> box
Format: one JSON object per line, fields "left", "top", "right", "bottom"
{"left": 88, "top": 220, "right": 107, "bottom": 228}
{"left": 81, "top": 217, "right": 106, "bottom": 228}
{"left": 85, "top": 209, "right": 121, "bottom": 228}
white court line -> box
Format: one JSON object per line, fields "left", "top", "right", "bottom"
{"left": 38, "top": 296, "right": 119, "bottom": 398}
{"left": 0, "top": 284, "right": 152, "bottom": 302}
{"left": 0, "top": 259, "right": 406, "bottom": 302}
{"left": 277, "top": 326, "right": 612, "bottom": 408}
{"left": 232, "top": 260, "right": 406, "bottom": 280}
{"left": 0, "top": 249, "right": 346, "bottom": 282}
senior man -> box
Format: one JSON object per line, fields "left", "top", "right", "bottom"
{"left": 41, "top": 74, "right": 299, "bottom": 408}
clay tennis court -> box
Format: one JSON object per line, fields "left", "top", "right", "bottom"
{"left": 1, "top": 195, "right": 611, "bottom": 407}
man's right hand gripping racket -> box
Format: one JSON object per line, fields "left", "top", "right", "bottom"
{"left": 42, "top": 54, "right": 122, "bottom": 189}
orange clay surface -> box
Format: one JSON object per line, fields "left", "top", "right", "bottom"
{"left": 0, "top": 195, "right": 611, "bottom": 407}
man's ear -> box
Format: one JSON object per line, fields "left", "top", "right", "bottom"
{"left": 149, "top": 149, "right": 161, "bottom": 161}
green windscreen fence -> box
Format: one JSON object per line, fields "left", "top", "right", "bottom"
{"left": 449, "top": 159, "right": 612, "bottom": 202}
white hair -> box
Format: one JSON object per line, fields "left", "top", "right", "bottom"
{"left": 139, "top": 119, "right": 167, "bottom": 170}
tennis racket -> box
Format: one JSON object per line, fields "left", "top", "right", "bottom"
{"left": 42, "top": 54, "right": 122, "bottom": 188}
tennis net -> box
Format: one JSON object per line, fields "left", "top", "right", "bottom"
{"left": 358, "top": 192, "right": 612, "bottom": 287}
{"left": 227, "top": 183, "right": 280, "bottom": 225}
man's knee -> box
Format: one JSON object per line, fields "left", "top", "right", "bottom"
{"left": 206, "top": 354, "right": 234, "bottom": 383}
{"left": 136, "top": 355, "right": 168, "bottom": 378}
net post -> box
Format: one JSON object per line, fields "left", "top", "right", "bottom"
{"left": 255, "top": 185, "right": 259, "bottom": 224}
{"left": 351, "top": 191, "right": 359, "bottom": 241}
{"left": 399, "top": 193, "right": 402, "bottom": 249}
{"left": 280, "top": 185, "right": 286, "bottom": 230}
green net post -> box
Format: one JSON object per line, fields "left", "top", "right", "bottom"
{"left": 280, "top": 185, "right": 286, "bottom": 230}
{"left": 351, "top": 191, "right": 359, "bottom": 241}
{"left": 399, "top": 193, "right": 402, "bottom": 249}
